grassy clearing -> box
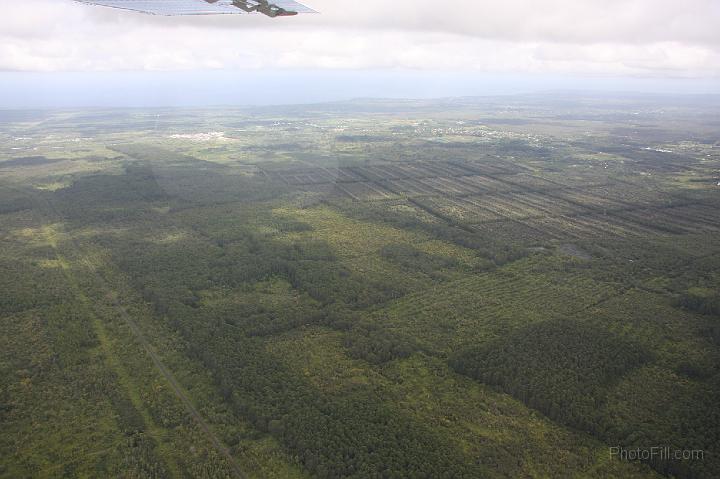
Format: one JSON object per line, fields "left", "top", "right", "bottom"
{"left": 272, "top": 204, "right": 487, "bottom": 293}
{"left": 380, "top": 253, "right": 623, "bottom": 352}
{"left": 267, "top": 327, "right": 660, "bottom": 479}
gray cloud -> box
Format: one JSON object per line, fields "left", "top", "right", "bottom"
{"left": 1, "top": 0, "right": 718, "bottom": 76}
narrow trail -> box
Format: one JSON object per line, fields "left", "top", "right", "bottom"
{"left": 28, "top": 189, "right": 247, "bottom": 479}
{"left": 107, "top": 299, "right": 247, "bottom": 479}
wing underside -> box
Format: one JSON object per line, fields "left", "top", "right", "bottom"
{"left": 74, "top": 0, "right": 315, "bottom": 16}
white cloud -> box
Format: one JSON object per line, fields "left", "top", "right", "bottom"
{"left": 0, "top": 0, "right": 719, "bottom": 76}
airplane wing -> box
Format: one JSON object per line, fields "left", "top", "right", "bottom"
{"left": 74, "top": 0, "right": 315, "bottom": 16}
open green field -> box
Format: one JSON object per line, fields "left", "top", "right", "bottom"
{"left": 1, "top": 95, "right": 719, "bottom": 478}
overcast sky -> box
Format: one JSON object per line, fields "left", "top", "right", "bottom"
{"left": 1, "top": 0, "right": 719, "bottom": 106}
